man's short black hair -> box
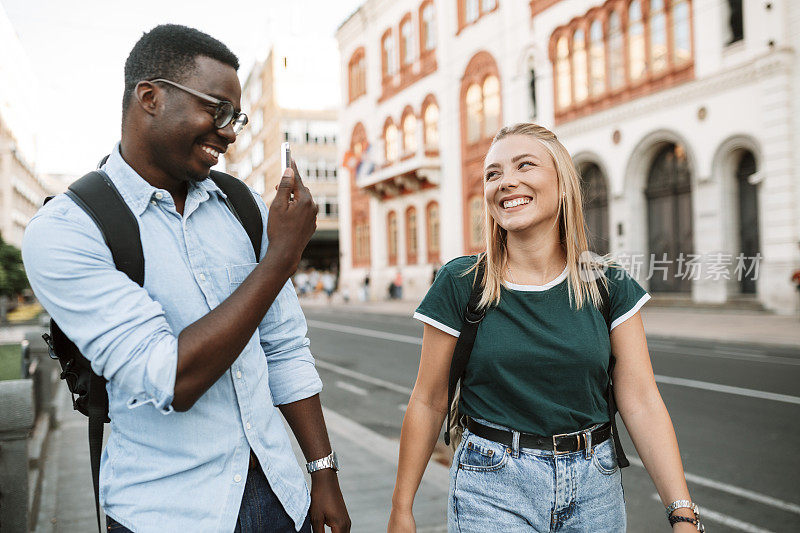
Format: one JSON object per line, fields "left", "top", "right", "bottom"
{"left": 122, "top": 24, "right": 239, "bottom": 120}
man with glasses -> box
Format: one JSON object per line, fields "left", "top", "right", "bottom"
{"left": 22, "top": 24, "right": 349, "bottom": 532}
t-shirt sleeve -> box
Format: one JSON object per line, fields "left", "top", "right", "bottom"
{"left": 605, "top": 266, "right": 651, "bottom": 331}
{"left": 413, "top": 263, "right": 472, "bottom": 337}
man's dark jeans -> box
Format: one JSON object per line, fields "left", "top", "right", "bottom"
{"left": 106, "top": 465, "right": 312, "bottom": 532}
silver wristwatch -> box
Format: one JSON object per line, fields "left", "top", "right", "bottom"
{"left": 306, "top": 451, "right": 339, "bottom": 474}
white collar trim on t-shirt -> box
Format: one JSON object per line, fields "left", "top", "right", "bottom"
{"left": 503, "top": 265, "right": 569, "bottom": 292}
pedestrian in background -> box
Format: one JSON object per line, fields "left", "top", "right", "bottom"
{"left": 23, "top": 25, "right": 348, "bottom": 533}
{"left": 389, "top": 123, "right": 702, "bottom": 532}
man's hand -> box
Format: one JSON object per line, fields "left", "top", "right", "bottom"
{"left": 309, "top": 469, "right": 350, "bottom": 533}
{"left": 266, "top": 161, "right": 318, "bottom": 272}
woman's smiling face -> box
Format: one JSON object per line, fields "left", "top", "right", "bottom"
{"left": 483, "top": 134, "right": 561, "bottom": 235}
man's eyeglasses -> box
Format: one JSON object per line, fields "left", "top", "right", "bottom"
{"left": 150, "top": 78, "right": 249, "bottom": 134}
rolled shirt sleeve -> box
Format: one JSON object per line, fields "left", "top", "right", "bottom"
{"left": 22, "top": 202, "right": 177, "bottom": 413}
{"left": 251, "top": 193, "right": 322, "bottom": 406}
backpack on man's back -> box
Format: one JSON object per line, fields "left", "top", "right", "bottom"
{"left": 41, "top": 166, "right": 262, "bottom": 531}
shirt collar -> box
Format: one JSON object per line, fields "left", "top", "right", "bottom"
{"left": 101, "top": 144, "right": 227, "bottom": 216}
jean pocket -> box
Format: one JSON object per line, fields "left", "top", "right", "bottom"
{"left": 592, "top": 440, "right": 619, "bottom": 475}
{"left": 458, "top": 435, "right": 508, "bottom": 472}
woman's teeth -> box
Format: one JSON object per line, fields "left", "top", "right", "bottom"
{"left": 503, "top": 197, "right": 531, "bottom": 209}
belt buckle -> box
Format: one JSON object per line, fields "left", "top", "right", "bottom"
{"left": 552, "top": 432, "right": 579, "bottom": 455}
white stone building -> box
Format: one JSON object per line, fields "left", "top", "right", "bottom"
{"left": 336, "top": 0, "right": 799, "bottom": 314}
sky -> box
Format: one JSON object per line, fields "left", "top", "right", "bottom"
{"left": 1, "top": 0, "right": 363, "bottom": 176}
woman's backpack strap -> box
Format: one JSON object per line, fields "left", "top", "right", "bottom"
{"left": 598, "top": 279, "right": 630, "bottom": 468}
{"left": 444, "top": 258, "right": 486, "bottom": 445}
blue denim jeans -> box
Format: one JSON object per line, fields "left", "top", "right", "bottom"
{"left": 106, "top": 464, "right": 311, "bottom": 532}
{"left": 448, "top": 423, "right": 625, "bottom": 532}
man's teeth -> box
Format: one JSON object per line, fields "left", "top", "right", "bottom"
{"left": 202, "top": 146, "right": 219, "bottom": 158}
{"left": 503, "top": 197, "right": 531, "bottom": 208}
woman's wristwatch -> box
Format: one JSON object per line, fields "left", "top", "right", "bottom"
{"left": 665, "top": 500, "right": 704, "bottom": 531}
{"left": 306, "top": 451, "right": 339, "bottom": 474}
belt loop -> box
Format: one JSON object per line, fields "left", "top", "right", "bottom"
{"left": 511, "top": 429, "right": 520, "bottom": 458}
{"left": 583, "top": 429, "right": 592, "bottom": 460}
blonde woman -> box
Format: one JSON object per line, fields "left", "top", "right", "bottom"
{"left": 388, "top": 124, "right": 702, "bottom": 532}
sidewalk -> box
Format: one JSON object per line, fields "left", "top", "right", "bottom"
{"left": 34, "top": 388, "right": 447, "bottom": 533}
{"left": 301, "top": 298, "right": 800, "bottom": 351}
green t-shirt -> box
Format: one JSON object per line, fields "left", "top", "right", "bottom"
{"left": 414, "top": 255, "right": 650, "bottom": 436}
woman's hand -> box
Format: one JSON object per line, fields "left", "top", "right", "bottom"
{"left": 387, "top": 507, "right": 416, "bottom": 533}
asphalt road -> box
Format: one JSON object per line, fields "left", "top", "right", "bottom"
{"left": 302, "top": 306, "right": 800, "bottom": 533}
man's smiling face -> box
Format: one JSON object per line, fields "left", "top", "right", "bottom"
{"left": 151, "top": 55, "right": 242, "bottom": 183}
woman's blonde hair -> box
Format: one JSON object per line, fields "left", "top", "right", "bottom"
{"left": 465, "top": 122, "right": 610, "bottom": 311}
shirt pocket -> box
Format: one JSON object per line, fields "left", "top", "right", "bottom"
{"left": 227, "top": 263, "right": 258, "bottom": 289}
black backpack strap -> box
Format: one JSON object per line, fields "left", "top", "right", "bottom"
{"left": 67, "top": 171, "right": 144, "bottom": 285}
{"left": 444, "top": 258, "right": 486, "bottom": 445}
{"left": 598, "top": 279, "right": 630, "bottom": 468}
{"left": 65, "top": 170, "right": 144, "bottom": 531}
{"left": 209, "top": 170, "right": 263, "bottom": 261}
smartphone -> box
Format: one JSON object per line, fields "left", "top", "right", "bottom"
{"left": 281, "top": 142, "right": 292, "bottom": 171}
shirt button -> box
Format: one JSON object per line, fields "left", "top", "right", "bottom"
{"left": 150, "top": 200, "right": 157, "bottom": 206}
{"left": 199, "top": 273, "right": 206, "bottom": 281}
{"left": 234, "top": 474, "right": 242, "bottom": 483}
{"left": 246, "top": 422, "right": 251, "bottom": 430}
{"left": 236, "top": 370, "right": 242, "bottom": 379}
{"left": 154, "top": 192, "right": 164, "bottom": 200}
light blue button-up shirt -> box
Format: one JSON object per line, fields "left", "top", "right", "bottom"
{"left": 22, "top": 145, "right": 322, "bottom": 532}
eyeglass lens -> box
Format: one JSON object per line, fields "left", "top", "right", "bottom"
{"left": 213, "top": 102, "right": 248, "bottom": 134}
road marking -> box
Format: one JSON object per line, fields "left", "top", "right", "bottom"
{"left": 632, "top": 459, "right": 800, "bottom": 515}
{"left": 649, "top": 494, "right": 775, "bottom": 532}
{"left": 335, "top": 380, "right": 367, "bottom": 396}
{"left": 308, "top": 320, "right": 422, "bottom": 345}
{"left": 648, "top": 341, "right": 800, "bottom": 366}
{"left": 654, "top": 375, "right": 800, "bottom": 405}
{"left": 310, "top": 321, "right": 800, "bottom": 405}
{"left": 315, "top": 359, "right": 413, "bottom": 396}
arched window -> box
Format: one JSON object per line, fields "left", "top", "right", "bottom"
{"left": 555, "top": 35, "right": 571, "bottom": 108}
{"left": 423, "top": 101, "right": 439, "bottom": 150}
{"left": 402, "top": 111, "right": 417, "bottom": 155}
{"left": 400, "top": 17, "right": 414, "bottom": 67}
{"left": 672, "top": 0, "right": 692, "bottom": 64}
{"left": 348, "top": 49, "right": 366, "bottom": 102}
{"left": 382, "top": 31, "right": 396, "bottom": 78}
{"left": 466, "top": 83, "right": 483, "bottom": 143}
{"left": 483, "top": 75, "right": 500, "bottom": 137}
{"left": 572, "top": 28, "right": 588, "bottom": 103}
{"left": 385, "top": 121, "right": 399, "bottom": 163}
{"left": 420, "top": 2, "right": 436, "bottom": 52}
{"left": 406, "top": 207, "right": 418, "bottom": 263}
{"left": 465, "top": 0, "right": 479, "bottom": 23}
{"left": 608, "top": 12, "right": 624, "bottom": 89}
{"left": 426, "top": 201, "right": 440, "bottom": 259}
{"left": 387, "top": 211, "right": 398, "bottom": 265}
{"left": 468, "top": 196, "right": 484, "bottom": 250}
{"left": 589, "top": 20, "right": 605, "bottom": 96}
{"left": 628, "top": 0, "right": 646, "bottom": 81}
{"left": 650, "top": 0, "right": 668, "bottom": 73}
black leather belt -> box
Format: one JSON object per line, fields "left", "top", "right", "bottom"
{"left": 466, "top": 418, "right": 612, "bottom": 454}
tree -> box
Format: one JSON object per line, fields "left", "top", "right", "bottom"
{"left": 0, "top": 233, "right": 28, "bottom": 298}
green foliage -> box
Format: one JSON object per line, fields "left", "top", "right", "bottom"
{"left": 0, "top": 233, "right": 29, "bottom": 297}
{"left": 0, "top": 343, "right": 22, "bottom": 381}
